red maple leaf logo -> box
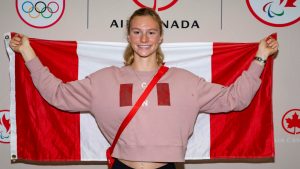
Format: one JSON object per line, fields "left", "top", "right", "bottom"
{"left": 280, "top": 0, "right": 296, "bottom": 7}
{"left": 286, "top": 112, "right": 300, "bottom": 134}
{"left": 133, "top": 0, "right": 178, "bottom": 11}
{"left": 0, "top": 114, "right": 10, "bottom": 132}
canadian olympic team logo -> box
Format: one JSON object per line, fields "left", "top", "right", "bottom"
{"left": 133, "top": 0, "right": 178, "bottom": 11}
{"left": 246, "top": 0, "right": 299, "bottom": 27}
{"left": 0, "top": 110, "right": 10, "bottom": 143}
{"left": 16, "top": 0, "right": 65, "bottom": 28}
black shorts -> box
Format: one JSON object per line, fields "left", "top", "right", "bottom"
{"left": 112, "top": 158, "right": 176, "bottom": 169}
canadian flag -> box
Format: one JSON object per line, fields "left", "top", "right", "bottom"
{"left": 4, "top": 32, "right": 274, "bottom": 162}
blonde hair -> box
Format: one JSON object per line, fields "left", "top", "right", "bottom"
{"left": 123, "top": 8, "right": 164, "bottom": 66}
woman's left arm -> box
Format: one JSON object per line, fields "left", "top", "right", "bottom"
{"left": 197, "top": 36, "right": 278, "bottom": 113}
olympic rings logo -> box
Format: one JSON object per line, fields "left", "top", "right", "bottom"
{"left": 16, "top": 0, "right": 65, "bottom": 28}
{"left": 21, "top": 1, "right": 59, "bottom": 19}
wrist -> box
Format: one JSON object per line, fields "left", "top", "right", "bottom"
{"left": 254, "top": 56, "right": 267, "bottom": 66}
{"left": 20, "top": 45, "right": 36, "bottom": 62}
{"left": 255, "top": 51, "right": 268, "bottom": 60}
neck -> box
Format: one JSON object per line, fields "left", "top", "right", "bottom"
{"left": 131, "top": 56, "right": 159, "bottom": 71}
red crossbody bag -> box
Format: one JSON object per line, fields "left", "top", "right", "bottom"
{"left": 106, "top": 65, "right": 169, "bottom": 168}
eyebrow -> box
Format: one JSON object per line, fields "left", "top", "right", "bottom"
{"left": 130, "top": 28, "right": 159, "bottom": 32}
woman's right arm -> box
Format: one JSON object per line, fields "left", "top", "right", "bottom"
{"left": 9, "top": 34, "right": 93, "bottom": 112}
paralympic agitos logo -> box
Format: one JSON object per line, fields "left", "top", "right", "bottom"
{"left": 246, "top": 0, "right": 299, "bottom": 27}
{"left": 16, "top": 0, "right": 65, "bottom": 28}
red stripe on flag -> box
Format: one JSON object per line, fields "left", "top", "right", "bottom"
{"left": 15, "top": 38, "right": 81, "bottom": 161}
{"left": 210, "top": 43, "right": 274, "bottom": 158}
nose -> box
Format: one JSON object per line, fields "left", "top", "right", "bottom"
{"left": 140, "top": 33, "right": 148, "bottom": 43}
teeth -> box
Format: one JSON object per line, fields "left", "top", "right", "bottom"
{"left": 138, "top": 45, "right": 151, "bottom": 48}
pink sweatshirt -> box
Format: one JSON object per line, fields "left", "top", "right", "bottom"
{"left": 26, "top": 57, "right": 264, "bottom": 162}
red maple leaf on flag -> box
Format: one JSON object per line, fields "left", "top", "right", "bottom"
{"left": 286, "top": 112, "right": 300, "bottom": 134}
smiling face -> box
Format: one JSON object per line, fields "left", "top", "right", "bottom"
{"left": 127, "top": 15, "right": 163, "bottom": 60}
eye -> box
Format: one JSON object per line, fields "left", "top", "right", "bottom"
{"left": 132, "top": 30, "right": 140, "bottom": 35}
{"left": 149, "top": 31, "right": 157, "bottom": 35}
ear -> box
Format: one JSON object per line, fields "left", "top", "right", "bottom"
{"left": 127, "top": 35, "right": 131, "bottom": 43}
{"left": 159, "top": 36, "right": 163, "bottom": 44}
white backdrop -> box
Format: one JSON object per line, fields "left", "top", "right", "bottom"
{"left": 0, "top": 0, "right": 299, "bottom": 169}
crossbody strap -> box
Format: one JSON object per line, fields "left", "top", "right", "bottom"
{"left": 106, "top": 65, "right": 169, "bottom": 167}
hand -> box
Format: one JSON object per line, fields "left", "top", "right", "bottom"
{"left": 256, "top": 36, "right": 279, "bottom": 60}
{"left": 9, "top": 33, "right": 36, "bottom": 62}
{"left": 9, "top": 34, "right": 30, "bottom": 53}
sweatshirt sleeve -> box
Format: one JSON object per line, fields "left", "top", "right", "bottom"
{"left": 25, "top": 57, "right": 92, "bottom": 112}
{"left": 197, "top": 60, "right": 264, "bottom": 113}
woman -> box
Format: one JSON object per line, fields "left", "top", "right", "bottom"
{"left": 10, "top": 8, "right": 278, "bottom": 169}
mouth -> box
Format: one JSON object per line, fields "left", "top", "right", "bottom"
{"left": 137, "top": 44, "right": 151, "bottom": 49}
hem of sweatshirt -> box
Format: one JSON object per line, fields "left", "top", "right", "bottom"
{"left": 25, "top": 57, "right": 44, "bottom": 73}
{"left": 112, "top": 144, "right": 186, "bottom": 162}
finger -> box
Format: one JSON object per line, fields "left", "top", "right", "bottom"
{"left": 9, "top": 43, "right": 17, "bottom": 49}
{"left": 9, "top": 39, "right": 19, "bottom": 46}
{"left": 272, "top": 44, "right": 279, "bottom": 50}
{"left": 267, "top": 40, "right": 278, "bottom": 49}
{"left": 15, "top": 36, "right": 22, "bottom": 42}
{"left": 266, "top": 38, "right": 275, "bottom": 44}
{"left": 10, "top": 43, "right": 18, "bottom": 47}
{"left": 267, "top": 41, "right": 277, "bottom": 47}
{"left": 10, "top": 39, "right": 21, "bottom": 45}
{"left": 267, "top": 39, "right": 275, "bottom": 45}
{"left": 268, "top": 44, "right": 278, "bottom": 51}
{"left": 266, "top": 35, "right": 274, "bottom": 42}
{"left": 11, "top": 36, "right": 21, "bottom": 43}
